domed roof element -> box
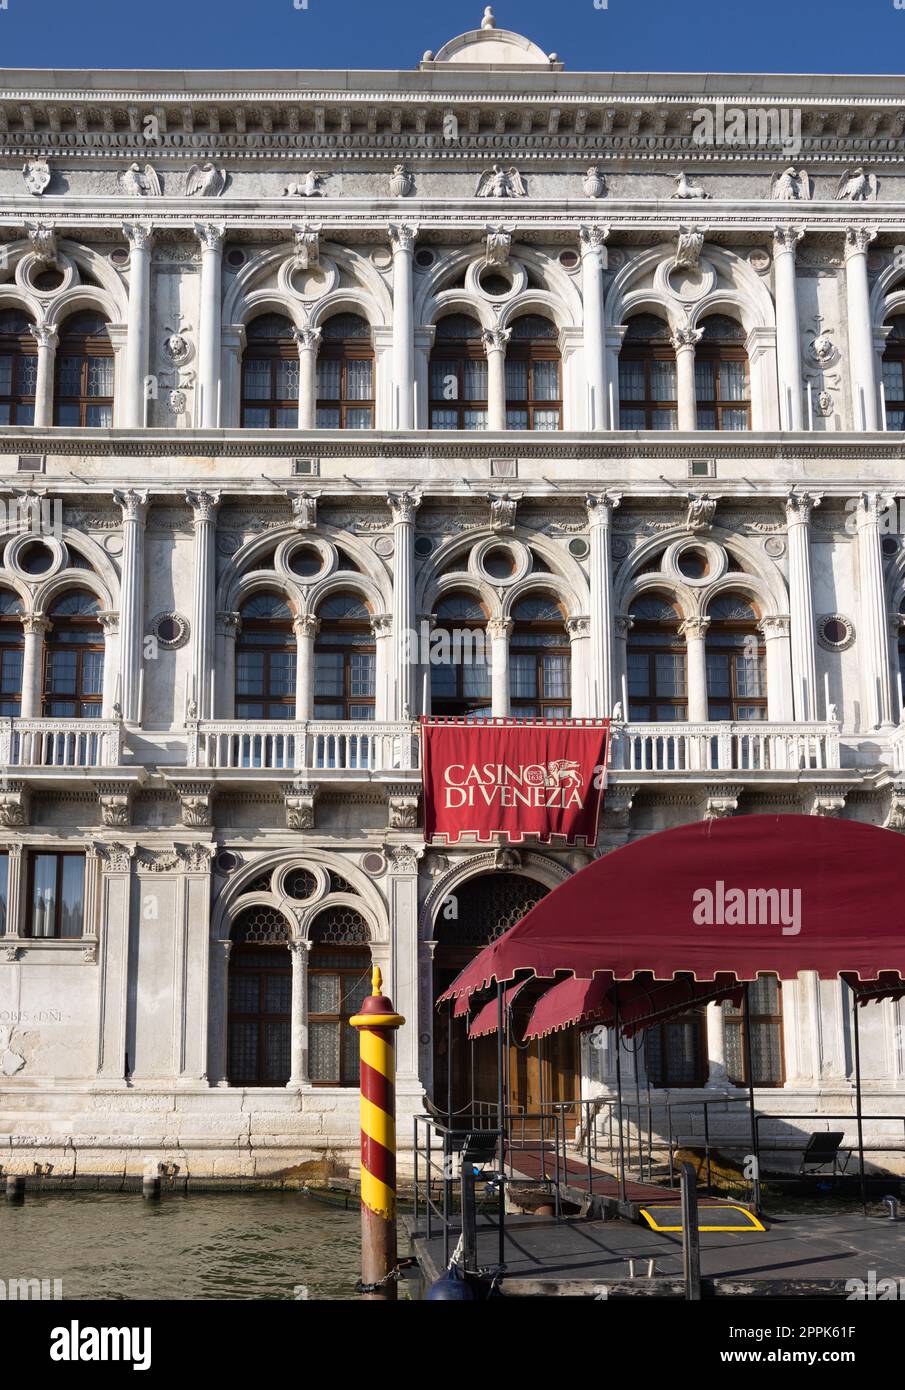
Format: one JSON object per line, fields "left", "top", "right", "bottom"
{"left": 420, "top": 8, "right": 562, "bottom": 71}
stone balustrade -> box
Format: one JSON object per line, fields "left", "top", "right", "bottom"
{"left": 0, "top": 717, "right": 124, "bottom": 769}
{"left": 610, "top": 721, "right": 841, "bottom": 774}
{"left": 187, "top": 719, "right": 420, "bottom": 773}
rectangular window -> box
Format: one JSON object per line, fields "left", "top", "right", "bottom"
{"left": 26, "top": 852, "right": 85, "bottom": 939}
{"left": 723, "top": 976, "right": 784, "bottom": 1086}
{"left": 645, "top": 1011, "right": 707, "bottom": 1086}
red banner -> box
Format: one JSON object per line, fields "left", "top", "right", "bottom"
{"left": 420, "top": 717, "right": 609, "bottom": 846}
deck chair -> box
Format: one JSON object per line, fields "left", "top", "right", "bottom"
{"left": 798, "top": 1131, "right": 851, "bottom": 1177}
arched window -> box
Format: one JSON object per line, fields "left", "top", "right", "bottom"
{"left": 509, "top": 595, "right": 571, "bottom": 718}
{"left": 0, "top": 310, "right": 37, "bottom": 425}
{"left": 43, "top": 591, "right": 104, "bottom": 718}
{"left": 618, "top": 314, "right": 676, "bottom": 430}
{"left": 235, "top": 593, "right": 296, "bottom": 720}
{"left": 429, "top": 315, "right": 487, "bottom": 429}
{"left": 505, "top": 315, "right": 561, "bottom": 430}
{"left": 54, "top": 312, "right": 114, "bottom": 427}
{"left": 307, "top": 906, "right": 372, "bottom": 1087}
{"left": 882, "top": 314, "right": 905, "bottom": 430}
{"left": 723, "top": 975, "right": 784, "bottom": 1086}
{"left": 430, "top": 592, "right": 491, "bottom": 719}
{"left": 626, "top": 594, "right": 687, "bottom": 721}
{"left": 316, "top": 314, "right": 374, "bottom": 429}
{"left": 0, "top": 590, "right": 24, "bottom": 715}
{"left": 227, "top": 905, "right": 292, "bottom": 1087}
{"left": 241, "top": 313, "right": 298, "bottom": 427}
{"left": 705, "top": 593, "right": 766, "bottom": 720}
{"left": 314, "top": 592, "right": 375, "bottom": 720}
{"left": 695, "top": 314, "right": 750, "bottom": 431}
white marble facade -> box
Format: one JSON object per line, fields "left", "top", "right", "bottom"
{"left": 1, "top": 12, "right": 905, "bottom": 1179}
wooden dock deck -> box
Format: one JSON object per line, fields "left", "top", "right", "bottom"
{"left": 404, "top": 1210, "right": 905, "bottom": 1298}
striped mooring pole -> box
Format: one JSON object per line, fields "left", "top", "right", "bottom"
{"left": 349, "top": 966, "right": 405, "bottom": 1301}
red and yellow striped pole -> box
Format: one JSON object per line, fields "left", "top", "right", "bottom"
{"left": 349, "top": 965, "right": 405, "bottom": 1301}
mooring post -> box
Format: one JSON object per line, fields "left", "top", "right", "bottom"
{"left": 5, "top": 1174, "right": 25, "bottom": 1204}
{"left": 680, "top": 1161, "right": 702, "bottom": 1301}
{"left": 350, "top": 966, "right": 405, "bottom": 1301}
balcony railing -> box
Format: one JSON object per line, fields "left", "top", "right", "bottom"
{"left": 610, "top": 721, "right": 841, "bottom": 773}
{"left": 0, "top": 717, "right": 124, "bottom": 769}
{"left": 187, "top": 720, "right": 420, "bottom": 773}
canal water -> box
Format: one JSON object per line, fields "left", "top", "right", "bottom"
{"left": 0, "top": 1191, "right": 364, "bottom": 1300}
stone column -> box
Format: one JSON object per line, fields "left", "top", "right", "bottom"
{"left": 296, "top": 327, "right": 321, "bottom": 430}
{"left": 113, "top": 488, "right": 149, "bottom": 726}
{"left": 488, "top": 618, "right": 513, "bottom": 717}
{"left": 784, "top": 493, "right": 821, "bottom": 720}
{"left": 388, "top": 491, "right": 420, "bottom": 720}
{"left": 565, "top": 617, "right": 590, "bottom": 716}
{"left": 855, "top": 492, "right": 894, "bottom": 728}
{"left": 586, "top": 493, "right": 620, "bottom": 715}
{"left": 100, "top": 613, "right": 120, "bottom": 719}
{"left": 580, "top": 225, "right": 610, "bottom": 430}
{"left": 95, "top": 843, "right": 135, "bottom": 1081}
{"left": 671, "top": 327, "right": 702, "bottom": 430}
{"left": 759, "top": 616, "right": 794, "bottom": 721}
{"left": 385, "top": 845, "right": 422, "bottom": 1090}
{"left": 289, "top": 939, "right": 310, "bottom": 1087}
{"left": 613, "top": 614, "right": 633, "bottom": 717}
{"left": 388, "top": 223, "right": 417, "bottom": 430}
{"left": 844, "top": 225, "right": 879, "bottom": 430}
{"left": 194, "top": 222, "right": 225, "bottom": 428}
{"left": 294, "top": 614, "right": 319, "bottom": 720}
{"left": 186, "top": 490, "right": 220, "bottom": 720}
{"left": 483, "top": 328, "right": 510, "bottom": 432}
{"left": 772, "top": 224, "right": 805, "bottom": 430}
{"left": 371, "top": 614, "right": 394, "bottom": 719}
{"left": 681, "top": 617, "right": 711, "bottom": 723}
{"left": 215, "top": 611, "right": 240, "bottom": 720}
{"left": 179, "top": 863, "right": 213, "bottom": 1083}
{"left": 20, "top": 615, "right": 49, "bottom": 718}
{"left": 705, "top": 1000, "right": 730, "bottom": 1087}
{"left": 29, "top": 324, "right": 57, "bottom": 428}
{"left": 121, "top": 223, "right": 154, "bottom": 429}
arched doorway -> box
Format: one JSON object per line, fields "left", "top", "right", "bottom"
{"left": 432, "top": 871, "right": 578, "bottom": 1122}
{"left": 227, "top": 905, "right": 292, "bottom": 1086}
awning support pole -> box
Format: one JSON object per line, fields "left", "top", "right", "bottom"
{"left": 497, "top": 980, "right": 505, "bottom": 1266}
{"left": 446, "top": 997, "right": 453, "bottom": 1127}
{"left": 742, "top": 982, "right": 761, "bottom": 1212}
{"left": 850, "top": 980, "right": 867, "bottom": 1216}
{"left": 613, "top": 991, "right": 627, "bottom": 1203}
{"left": 680, "top": 1161, "right": 702, "bottom": 1301}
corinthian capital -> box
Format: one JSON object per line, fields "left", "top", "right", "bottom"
{"left": 773, "top": 223, "right": 805, "bottom": 252}
{"left": 579, "top": 224, "right": 610, "bottom": 256}
{"left": 844, "top": 225, "right": 878, "bottom": 258}
{"left": 670, "top": 326, "right": 703, "bottom": 352}
{"left": 482, "top": 327, "right": 511, "bottom": 354}
{"left": 387, "top": 490, "right": 421, "bottom": 525}
{"left": 185, "top": 489, "right": 221, "bottom": 524}
{"left": 294, "top": 326, "right": 322, "bottom": 352}
{"left": 785, "top": 491, "right": 822, "bottom": 524}
{"left": 113, "top": 488, "right": 149, "bottom": 524}
{"left": 28, "top": 323, "right": 57, "bottom": 351}
{"left": 388, "top": 222, "right": 418, "bottom": 253}
{"left": 194, "top": 221, "right": 226, "bottom": 252}
{"left": 122, "top": 222, "right": 154, "bottom": 253}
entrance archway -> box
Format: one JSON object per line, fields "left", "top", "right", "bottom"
{"left": 433, "top": 871, "right": 578, "bottom": 1122}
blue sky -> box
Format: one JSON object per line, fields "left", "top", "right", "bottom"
{"left": 0, "top": 0, "right": 903, "bottom": 73}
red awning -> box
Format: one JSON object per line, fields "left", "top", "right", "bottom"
{"left": 523, "top": 972, "right": 745, "bottom": 1039}
{"left": 467, "top": 979, "right": 530, "bottom": 1038}
{"left": 439, "top": 817, "right": 905, "bottom": 1004}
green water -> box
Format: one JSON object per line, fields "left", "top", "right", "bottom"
{"left": 0, "top": 1191, "right": 363, "bottom": 1300}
